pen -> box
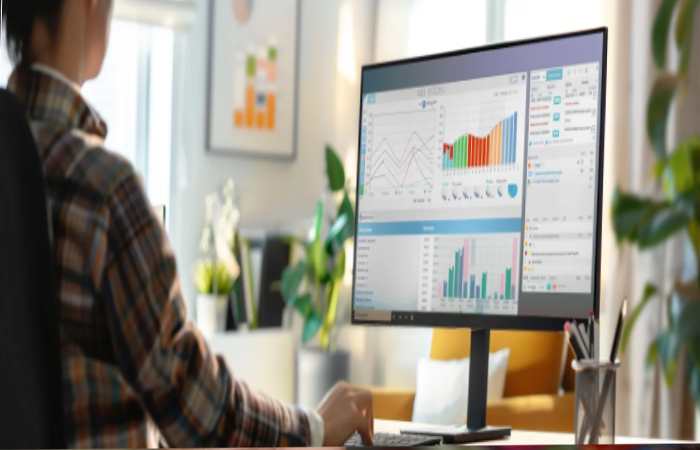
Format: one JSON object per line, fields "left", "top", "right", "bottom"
{"left": 588, "top": 313, "right": 594, "bottom": 360}
{"left": 568, "top": 320, "right": 590, "bottom": 360}
{"left": 564, "top": 322, "right": 585, "bottom": 360}
{"left": 609, "top": 299, "right": 627, "bottom": 362}
{"left": 577, "top": 321, "right": 590, "bottom": 356}
{"left": 587, "top": 299, "right": 628, "bottom": 443}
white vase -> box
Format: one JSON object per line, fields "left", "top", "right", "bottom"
{"left": 196, "top": 293, "right": 228, "bottom": 336}
{"left": 296, "top": 347, "right": 350, "bottom": 408}
{"left": 208, "top": 329, "right": 295, "bottom": 402}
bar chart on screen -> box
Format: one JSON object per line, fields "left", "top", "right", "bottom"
{"left": 432, "top": 234, "right": 520, "bottom": 315}
{"left": 437, "top": 73, "right": 527, "bottom": 210}
{"left": 442, "top": 112, "right": 518, "bottom": 172}
{"left": 441, "top": 75, "right": 526, "bottom": 176}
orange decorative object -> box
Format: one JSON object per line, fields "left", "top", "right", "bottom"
{"left": 234, "top": 110, "right": 244, "bottom": 127}
{"left": 245, "top": 83, "right": 255, "bottom": 127}
{"left": 267, "top": 92, "right": 276, "bottom": 130}
{"left": 256, "top": 111, "right": 266, "bottom": 128}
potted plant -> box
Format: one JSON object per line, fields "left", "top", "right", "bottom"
{"left": 195, "top": 260, "right": 235, "bottom": 335}
{"left": 195, "top": 179, "right": 241, "bottom": 335}
{"left": 281, "top": 145, "right": 355, "bottom": 407}
{"left": 612, "top": 0, "right": 700, "bottom": 410}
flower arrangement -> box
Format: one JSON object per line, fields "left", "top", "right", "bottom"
{"left": 195, "top": 178, "right": 241, "bottom": 296}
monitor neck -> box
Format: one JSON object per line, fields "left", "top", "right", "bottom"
{"left": 467, "top": 328, "right": 490, "bottom": 430}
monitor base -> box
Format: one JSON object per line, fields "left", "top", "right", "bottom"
{"left": 400, "top": 424, "right": 511, "bottom": 444}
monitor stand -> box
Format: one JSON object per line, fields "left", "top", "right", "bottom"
{"left": 399, "top": 328, "right": 511, "bottom": 444}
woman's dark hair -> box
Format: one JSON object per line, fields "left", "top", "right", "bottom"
{"left": 1, "top": 0, "right": 65, "bottom": 64}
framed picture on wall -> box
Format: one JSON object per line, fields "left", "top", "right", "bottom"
{"left": 206, "top": 0, "right": 300, "bottom": 159}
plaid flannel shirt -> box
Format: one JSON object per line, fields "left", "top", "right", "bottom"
{"left": 8, "top": 67, "right": 312, "bottom": 448}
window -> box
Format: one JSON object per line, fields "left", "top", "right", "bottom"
{"left": 0, "top": 20, "right": 173, "bottom": 212}
{"left": 83, "top": 20, "right": 174, "bottom": 210}
{"left": 0, "top": 35, "right": 11, "bottom": 84}
{"left": 375, "top": 0, "right": 488, "bottom": 61}
{"left": 375, "top": 0, "right": 605, "bottom": 62}
{"left": 503, "top": 0, "right": 604, "bottom": 41}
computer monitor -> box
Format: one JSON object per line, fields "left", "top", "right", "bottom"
{"left": 352, "top": 28, "right": 607, "bottom": 442}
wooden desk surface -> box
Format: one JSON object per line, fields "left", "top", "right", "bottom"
{"left": 375, "top": 419, "right": 691, "bottom": 446}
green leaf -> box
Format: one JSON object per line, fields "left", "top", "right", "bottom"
{"left": 308, "top": 201, "right": 327, "bottom": 281}
{"left": 287, "top": 292, "right": 313, "bottom": 317}
{"left": 647, "top": 75, "right": 678, "bottom": 158}
{"left": 325, "top": 192, "right": 355, "bottom": 255}
{"left": 656, "top": 331, "right": 681, "bottom": 385}
{"left": 326, "top": 278, "right": 341, "bottom": 327}
{"left": 638, "top": 205, "right": 690, "bottom": 247}
{"left": 675, "top": 0, "right": 700, "bottom": 75}
{"left": 281, "top": 261, "right": 306, "bottom": 301}
{"left": 621, "top": 283, "right": 658, "bottom": 354}
{"left": 689, "top": 223, "right": 700, "bottom": 278}
{"left": 288, "top": 291, "right": 322, "bottom": 343}
{"left": 665, "top": 143, "right": 695, "bottom": 196}
{"left": 690, "top": 336, "right": 700, "bottom": 369}
{"left": 214, "top": 263, "right": 234, "bottom": 293}
{"left": 338, "top": 191, "right": 355, "bottom": 237}
{"left": 646, "top": 337, "right": 660, "bottom": 366}
{"left": 195, "top": 260, "right": 234, "bottom": 294}
{"left": 319, "top": 278, "right": 342, "bottom": 350}
{"left": 332, "top": 248, "right": 346, "bottom": 281}
{"left": 195, "top": 261, "right": 213, "bottom": 294}
{"left": 662, "top": 139, "right": 700, "bottom": 201}
{"left": 675, "top": 297, "right": 700, "bottom": 340}
{"left": 652, "top": 0, "right": 679, "bottom": 68}
{"left": 689, "top": 365, "right": 700, "bottom": 408}
{"left": 325, "top": 213, "right": 349, "bottom": 255}
{"left": 302, "top": 311, "right": 323, "bottom": 343}
{"left": 612, "top": 189, "right": 657, "bottom": 241}
{"left": 611, "top": 189, "right": 687, "bottom": 247}
{"left": 325, "top": 145, "right": 346, "bottom": 192}
{"left": 309, "top": 200, "right": 323, "bottom": 243}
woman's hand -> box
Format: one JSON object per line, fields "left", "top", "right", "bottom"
{"left": 317, "top": 382, "right": 374, "bottom": 446}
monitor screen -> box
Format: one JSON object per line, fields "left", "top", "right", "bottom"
{"left": 352, "top": 29, "right": 606, "bottom": 329}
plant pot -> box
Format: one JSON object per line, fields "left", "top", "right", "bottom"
{"left": 196, "top": 293, "right": 228, "bottom": 336}
{"left": 208, "top": 329, "right": 295, "bottom": 402}
{"left": 296, "top": 347, "right": 350, "bottom": 408}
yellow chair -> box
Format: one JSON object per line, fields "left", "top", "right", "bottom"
{"left": 371, "top": 328, "right": 575, "bottom": 432}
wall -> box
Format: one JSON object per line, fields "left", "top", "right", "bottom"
{"left": 169, "top": 0, "right": 376, "bottom": 309}
{"left": 167, "top": 0, "right": 434, "bottom": 393}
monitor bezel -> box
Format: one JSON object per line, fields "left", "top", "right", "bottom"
{"left": 351, "top": 27, "right": 607, "bottom": 331}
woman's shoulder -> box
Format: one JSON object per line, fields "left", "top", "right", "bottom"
{"left": 41, "top": 125, "right": 140, "bottom": 203}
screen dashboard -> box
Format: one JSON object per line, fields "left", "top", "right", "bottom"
{"left": 352, "top": 30, "right": 606, "bottom": 328}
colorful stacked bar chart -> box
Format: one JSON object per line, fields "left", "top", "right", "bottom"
{"left": 233, "top": 46, "right": 278, "bottom": 131}
{"left": 442, "top": 112, "right": 517, "bottom": 171}
{"left": 441, "top": 237, "right": 518, "bottom": 301}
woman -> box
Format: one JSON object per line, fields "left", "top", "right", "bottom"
{"left": 1, "top": 0, "right": 373, "bottom": 447}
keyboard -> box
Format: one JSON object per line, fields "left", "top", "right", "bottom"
{"left": 345, "top": 432, "right": 443, "bottom": 447}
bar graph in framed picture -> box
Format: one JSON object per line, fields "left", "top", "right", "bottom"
{"left": 207, "top": 0, "right": 299, "bottom": 159}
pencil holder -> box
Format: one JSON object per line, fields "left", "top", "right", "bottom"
{"left": 573, "top": 359, "right": 619, "bottom": 445}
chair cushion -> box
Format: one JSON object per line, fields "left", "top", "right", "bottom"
{"left": 487, "top": 392, "right": 575, "bottom": 432}
{"left": 430, "top": 328, "right": 568, "bottom": 396}
{"left": 370, "top": 388, "right": 575, "bottom": 433}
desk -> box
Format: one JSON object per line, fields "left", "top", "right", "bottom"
{"left": 375, "top": 419, "right": 691, "bottom": 446}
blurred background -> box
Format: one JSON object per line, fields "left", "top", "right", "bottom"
{"left": 2, "top": 0, "right": 698, "bottom": 441}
